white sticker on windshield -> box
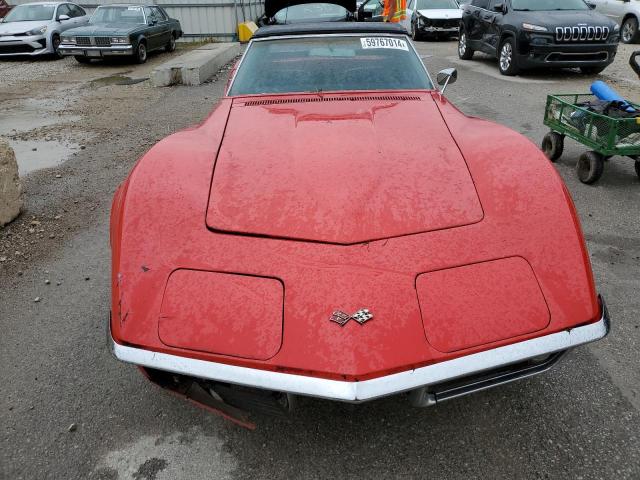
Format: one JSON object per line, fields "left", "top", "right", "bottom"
{"left": 360, "top": 37, "right": 409, "bottom": 51}
{"left": 128, "top": 6, "right": 141, "bottom": 10}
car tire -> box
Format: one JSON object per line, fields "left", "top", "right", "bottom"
{"left": 621, "top": 16, "right": 640, "bottom": 44}
{"left": 411, "top": 21, "right": 422, "bottom": 41}
{"left": 51, "top": 34, "right": 63, "bottom": 59}
{"left": 580, "top": 65, "right": 606, "bottom": 75}
{"left": 541, "top": 132, "right": 564, "bottom": 162}
{"left": 498, "top": 37, "right": 519, "bottom": 76}
{"left": 576, "top": 151, "right": 605, "bottom": 184}
{"left": 134, "top": 41, "right": 147, "bottom": 64}
{"left": 458, "top": 30, "right": 474, "bottom": 60}
{"left": 74, "top": 55, "right": 91, "bottom": 64}
{"left": 165, "top": 33, "right": 176, "bottom": 52}
{"left": 635, "top": 159, "right": 640, "bottom": 181}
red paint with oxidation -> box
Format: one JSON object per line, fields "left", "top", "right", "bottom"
{"left": 207, "top": 97, "right": 483, "bottom": 244}
{"left": 416, "top": 257, "right": 550, "bottom": 353}
{"left": 158, "top": 269, "right": 284, "bottom": 360}
{"left": 110, "top": 89, "right": 600, "bottom": 382}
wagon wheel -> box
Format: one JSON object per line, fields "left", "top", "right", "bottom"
{"left": 541, "top": 132, "right": 564, "bottom": 162}
{"left": 576, "top": 151, "right": 605, "bottom": 184}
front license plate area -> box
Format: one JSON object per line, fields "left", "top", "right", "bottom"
{"left": 86, "top": 50, "right": 101, "bottom": 57}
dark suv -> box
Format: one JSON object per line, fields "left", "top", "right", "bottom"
{"left": 458, "top": 0, "right": 620, "bottom": 75}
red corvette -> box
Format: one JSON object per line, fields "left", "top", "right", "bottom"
{"left": 109, "top": 21, "right": 609, "bottom": 425}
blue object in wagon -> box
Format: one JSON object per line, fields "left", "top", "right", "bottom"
{"left": 590, "top": 81, "right": 636, "bottom": 113}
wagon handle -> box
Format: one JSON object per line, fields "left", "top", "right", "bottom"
{"left": 631, "top": 51, "right": 640, "bottom": 78}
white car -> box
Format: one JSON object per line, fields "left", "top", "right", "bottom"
{"left": 0, "top": 2, "right": 89, "bottom": 57}
{"left": 403, "top": 0, "right": 462, "bottom": 41}
{"left": 591, "top": 0, "right": 640, "bottom": 43}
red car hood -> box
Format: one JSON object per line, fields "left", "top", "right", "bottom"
{"left": 206, "top": 94, "right": 483, "bottom": 244}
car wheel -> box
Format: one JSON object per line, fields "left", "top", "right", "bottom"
{"left": 458, "top": 30, "right": 474, "bottom": 60}
{"left": 621, "top": 16, "right": 640, "bottom": 44}
{"left": 635, "top": 159, "right": 640, "bottom": 181}
{"left": 576, "top": 151, "right": 605, "bottom": 184}
{"left": 411, "top": 22, "right": 421, "bottom": 41}
{"left": 541, "top": 132, "right": 564, "bottom": 162}
{"left": 52, "top": 34, "right": 63, "bottom": 59}
{"left": 498, "top": 37, "right": 519, "bottom": 76}
{"left": 134, "top": 42, "right": 147, "bottom": 64}
{"left": 165, "top": 33, "right": 176, "bottom": 52}
{"left": 580, "top": 65, "right": 606, "bottom": 75}
{"left": 74, "top": 55, "right": 91, "bottom": 64}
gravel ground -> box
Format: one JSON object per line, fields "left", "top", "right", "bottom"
{"left": 1, "top": 40, "right": 639, "bottom": 479}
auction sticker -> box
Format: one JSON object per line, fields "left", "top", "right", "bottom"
{"left": 360, "top": 37, "right": 408, "bottom": 51}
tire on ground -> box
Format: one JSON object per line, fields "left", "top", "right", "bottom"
{"left": 621, "top": 16, "right": 640, "bottom": 44}
{"left": 541, "top": 132, "right": 564, "bottom": 162}
{"left": 498, "top": 37, "right": 519, "bottom": 76}
{"left": 576, "top": 151, "right": 605, "bottom": 184}
{"left": 134, "top": 41, "right": 147, "bottom": 64}
{"left": 458, "top": 30, "right": 474, "bottom": 60}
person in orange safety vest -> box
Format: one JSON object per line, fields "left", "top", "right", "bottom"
{"left": 383, "top": 0, "right": 406, "bottom": 23}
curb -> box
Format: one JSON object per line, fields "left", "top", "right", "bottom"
{"left": 151, "top": 42, "right": 242, "bottom": 87}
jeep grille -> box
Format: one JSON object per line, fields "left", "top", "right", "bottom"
{"left": 555, "top": 26, "right": 610, "bottom": 42}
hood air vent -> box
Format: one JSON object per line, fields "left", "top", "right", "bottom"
{"left": 242, "top": 95, "right": 422, "bottom": 106}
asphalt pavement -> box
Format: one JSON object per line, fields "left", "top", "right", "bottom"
{"left": 1, "top": 40, "right": 639, "bottom": 479}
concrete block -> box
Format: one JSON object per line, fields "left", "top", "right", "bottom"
{"left": 151, "top": 42, "right": 242, "bottom": 87}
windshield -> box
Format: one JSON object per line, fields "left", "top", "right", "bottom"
{"left": 415, "top": 0, "right": 458, "bottom": 9}
{"left": 511, "top": 0, "right": 589, "bottom": 11}
{"left": 229, "top": 35, "right": 432, "bottom": 96}
{"left": 90, "top": 6, "right": 145, "bottom": 24}
{"left": 3, "top": 4, "right": 55, "bottom": 22}
{"left": 274, "top": 3, "right": 350, "bottom": 23}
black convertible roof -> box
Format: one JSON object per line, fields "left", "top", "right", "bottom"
{"left": 253, "top": 22, "right": 408, "bottom": 39}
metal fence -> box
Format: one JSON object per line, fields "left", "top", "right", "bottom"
{"left": 8, "top": 0, "right": 265, "bottom": 41}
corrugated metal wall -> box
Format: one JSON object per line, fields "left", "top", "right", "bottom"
{"left": 8, "top": 0, "right": 265, "bottom": 40}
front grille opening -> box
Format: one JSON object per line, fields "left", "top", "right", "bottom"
{"left": 75, "top": 36, "right": 91, "bottom": 46}
{"left": 555, "top": 26, "right": 610, "bottom": 43}
{"left": 141, "top": 367, "right": 294, "bottom": 419}
{"left": 546, "top": 52, "right": 608, "bottom": 62}
{"left": 426, "top": 350, "right": 566, "bottom": 403}
{"left": 243, "top": 95, "right": 422, "bottom": 106}
{"left": 95, "top": 37, "right": 111, "bottom": 47}
{"left": 423, "top": 18, "right": 459, "bottom": 29}
{"left": 0, "top": 44, "right": 37, "bottom": 54}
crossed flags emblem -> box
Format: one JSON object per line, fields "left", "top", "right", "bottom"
{"left": 330, "top": 308, "right": 374, "bottom": 326}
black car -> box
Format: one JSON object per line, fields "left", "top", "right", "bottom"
{"left": 59, "top": 4, "right": 182, "bottom": 64}
{"left": 458, "top": 0, "right": 619, "bottom": 75}
{"left": 259, "top": 0, "right": 356, "bottom": 24}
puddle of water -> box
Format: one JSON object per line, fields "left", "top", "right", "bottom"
{"left": 0, "top": 111, "right": 80, "bottom": 137}
{"left": 9, "top": 139, "right": 79, "bottom": 176}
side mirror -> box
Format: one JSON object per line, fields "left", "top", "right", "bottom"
{"left": 357, "top": 0, "right": 373, "bottom": 20}
{"left": 586, "top": 2, "right": 596, "bottom": 9}
{"left": 148, "top": 19, "right": 157, "bottom": 26}
{"left": 436, "top": 68, "right": 457, "bottom": 94}
{"left": 493, "top": 2, "right": 504, "bottom": 13}
{"left": 58, "top": 14, "right": 70, "bottom": 21}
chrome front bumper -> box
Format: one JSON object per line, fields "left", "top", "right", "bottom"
{"left": 109, "top": 298, "right": 610, "bottom": 403}
{"left": 59, "top": 44, "right": 133, "bottom": 56}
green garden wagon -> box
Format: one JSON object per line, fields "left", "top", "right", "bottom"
{"left": 541, "top": 93, "right": 640, "bottom": 184}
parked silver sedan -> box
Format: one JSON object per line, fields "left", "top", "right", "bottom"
{"left": 0, "top": 1, "right": 89, "bottom": 58}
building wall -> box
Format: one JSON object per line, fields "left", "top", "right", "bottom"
{"left": 8, "top": 0, "right": 265, "bottom": 40}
